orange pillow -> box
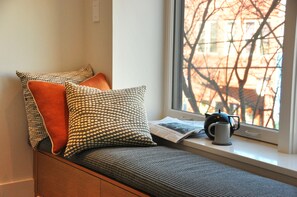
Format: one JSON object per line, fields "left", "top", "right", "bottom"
{"left": 28, "top": 73, "right": 111, "bottom": 154}
{"left": 80, "top": 73, "right": 111, "bottom": 90}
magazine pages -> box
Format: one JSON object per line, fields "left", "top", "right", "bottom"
{"left": 149, "top": 117, "right": 205, "bottom": 143}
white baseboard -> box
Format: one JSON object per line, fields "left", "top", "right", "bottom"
{"left": 0, "top": 179, "right": 34, "bottom": 197}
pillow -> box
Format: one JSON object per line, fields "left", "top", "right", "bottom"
{"left": 16, "top": 65, "right": 93, "bottom": 148}
{"left": 80, "top": 73, "right": 111, "bottom": 90}
{"left": 28, "top": 82, "right": 67, "bottom": 154}
{"left": 28, "top": 73, "right": 111, "bottom": 154}
{"left": 64, "top": 82, "right": 156, "bottom": 158}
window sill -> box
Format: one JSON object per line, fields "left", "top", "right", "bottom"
{"left": 180, "top": 135, "right": 297, "bottom": 179}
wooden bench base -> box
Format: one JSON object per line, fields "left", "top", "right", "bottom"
{"left": 34, "top": 151, "right": 149, "bottom": 197}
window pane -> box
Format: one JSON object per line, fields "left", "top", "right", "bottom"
{"left": 174, "top": 0, "right": 286, "bottom": 130}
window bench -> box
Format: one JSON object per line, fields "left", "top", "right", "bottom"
{"left": 34, "top": 138, "right": 297, "bottom": 197}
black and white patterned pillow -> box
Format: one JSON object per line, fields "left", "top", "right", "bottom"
{"left": 64, "top": 82, "right": 156, "bottom": 158}
{"left": 16, "top": 65, "right": 93, "bottom": 148}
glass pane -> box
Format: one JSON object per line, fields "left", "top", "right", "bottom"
{"left": 177, "top": 0, "right": 286, "bottom": 130}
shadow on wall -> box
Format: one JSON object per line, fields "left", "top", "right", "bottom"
{"left": 0, "top": 73, "right": 33, "bottom": 183}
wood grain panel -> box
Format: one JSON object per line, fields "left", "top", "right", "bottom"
{"left": 36, "top": 152, "right": 100, "bottom": 197}
{"left": 101, "top": 180, "right": 138, "bottom": 197}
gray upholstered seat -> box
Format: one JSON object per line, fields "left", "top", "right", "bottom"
{"left": 67, "top": 145, "right": 297, "bottom": 197}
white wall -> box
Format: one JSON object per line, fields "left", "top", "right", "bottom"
{"left": 0, "top": 1, "right": 86, "bottom": 196}
{"left": 112, "top": 0, "right": 164, "bottom": 120}
{"left": 84, "top": 0, "right": 112, "bottom": 83}
{"left": 0, "top": 0, "right": 163, "bottom": 195}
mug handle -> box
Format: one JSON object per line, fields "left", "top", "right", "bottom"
{"left": 229, "top": 116, "right": 240, "bottom": 130}
{"left": 208, "top": 122, "right": 218, "bottom": 138}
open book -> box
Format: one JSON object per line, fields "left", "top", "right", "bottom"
{"left": 149, "top": 117, "right": 205, "bottom": 143}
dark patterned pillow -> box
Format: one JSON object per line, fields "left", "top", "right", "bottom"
{"left": 64, "top": 82, "right": 156, "bottom": 158}
{"left": 16, "top": 65, "right": 93, "bottom": 148}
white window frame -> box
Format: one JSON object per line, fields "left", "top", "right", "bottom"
{"left": 164, "top": 0, "right": 297, "bottom": 154}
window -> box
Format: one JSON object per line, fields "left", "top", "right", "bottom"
{"left": 244, "top": 20, "right": 257, "bottom": 55}
{"left": 260, "top": 22, "right": 272, "bottom": 55}
{"left": 225, "top": 21, "right": 239, "bottom": 56}
{"left": 196, "top": 22, "right": 217, "bottom": 53}
{"left": 165, "top": 0, "right": 297, "bottom": 153}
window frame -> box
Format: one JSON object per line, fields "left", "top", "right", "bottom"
{"left": 164, "top": 0, "right": 297, "bottom": 153}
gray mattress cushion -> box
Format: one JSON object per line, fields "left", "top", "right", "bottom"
{"left": 70, "top": 146, "right": 297, "bottom": 197}
{"left": 38, "top": 138, "right": 297, "bottom": 197}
